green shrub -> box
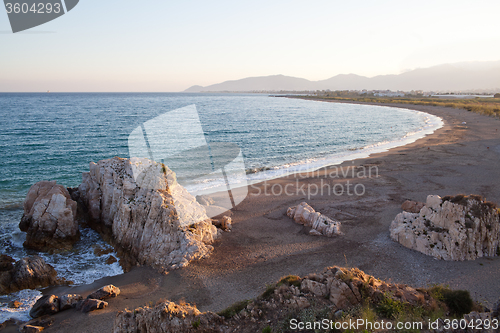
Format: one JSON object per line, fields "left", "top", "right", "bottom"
{"left": 277, "top": 275, "right": 301, "bottom": 287}
{"left": 427, "top": 285, "right": 473, "bottom": 316}
{"left": 217, "top": 300, "right": 251, "bottom": 319}
{"left": 376, "top": 295, "right": 405, "bottom": 319}
{"left": 262, "top": 325, "right": 272, "bottom": 333}
{"left": 192, "top": 319, "right": 200, "bottom": 328}
{"left": 261, "top": 283, "right": 276, "bottom": 299}
{"left": 442, "top": 290, "right": 473, "bottom": 316}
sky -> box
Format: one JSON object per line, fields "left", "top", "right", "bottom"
{"left": 1, "top": 0, "right": 500, "bottom": 92}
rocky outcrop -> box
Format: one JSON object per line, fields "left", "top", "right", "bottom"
{"left": 287, "top": 202, "right": 342, "bottom": 236}
{"left": 77, "top": 157, "right": 218, "bottom": 272}
{"left": 19, "top": 181, "right": 79, "bottom": 251}
{"left": 114, "top": 300, "right": 225, "bottom": 333}
{"left": 113, "top": 266, "right": 435, "bottom": 333}
{"left": 390, "top": 194, "right": 500, "bottom": 260}
{"left": 0, "top": 256, "right": 68, "bottom": 295}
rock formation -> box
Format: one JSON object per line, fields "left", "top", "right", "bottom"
{"left": 390, "top": 194, "right": 500, "bottom": 260}
{"left": 19, "top": 181, "right": 79, "bottom": 251}
{"left": 77, "top": 157, "right": 218, "bottom": 272}
{"left": 30, "top": 284, "right": 119, "bottom": 318}
{"left": 76, "top": 298, "right": 108, "bottom": 313}
{"left": 287, "top": 202, "right": 342, "bottom": 236}
{"left": 0, "top": 255, "right": 68, "bottom": 295}
{"left": 29, "top": 295, "right": 60, "bottom": 318}
{"left": 59, "top": 294, "right": 83, "bottom": 311}
{"left": 114, "top": 300, "right": 225, "bottom": 333}
{"left": 113, "top": 266, "right": 436, "bottom": 333}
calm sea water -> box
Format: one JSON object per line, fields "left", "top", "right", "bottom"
{"left": 0, "top": 93, "right": 442, "bottom": 321}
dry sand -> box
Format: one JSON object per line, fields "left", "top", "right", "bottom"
{"left": 26, "top": 101, "right": 500, "bottom": 332}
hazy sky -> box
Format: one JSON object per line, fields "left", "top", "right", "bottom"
{"left": 1, "top": 0, "right": 499, "bottom": 92}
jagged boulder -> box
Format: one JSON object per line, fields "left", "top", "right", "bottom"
{"left": 287, "top": 202, "right": 342, "bottom": 236}
{"left": 30, "top": 295, "right": 60, "bottom": 318}
{"left": 390, "top": 194, "right": 500, "bottom": 260}
{"left": 0, "top": 256, "right": 68, "bottom": 295}
{"left": 76, "top": 298, "right": 108, "bottom": 313}
{"left": 59, "top": 294, "right": 83, "bottom": 310}
{"left": 20, "top": 181, "right": 79, "bottom": 251}
{"left": 77, "top": 157, "right": 218, "bottom": 272}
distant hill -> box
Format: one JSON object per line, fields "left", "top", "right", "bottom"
{"left": 184, "top": 61, "right": 500, "bottom": 92}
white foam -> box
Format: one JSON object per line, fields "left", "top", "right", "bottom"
{"left": 37, "top": 228, "right": 124, "bottom": 285}
{"left": 185, "top": 108, "right": 443, "bottom": 195}
{"left": 0, "top": 289, "right": 42, "bottom": 323}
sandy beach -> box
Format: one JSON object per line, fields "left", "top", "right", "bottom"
{"left": 17, "top": 101, "right": 500, "bottom": 333}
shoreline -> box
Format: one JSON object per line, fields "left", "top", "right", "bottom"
{"left": 9, "top": 101, "right": 500, "bottom": 332}
{"left": 190, "top": 100, "right": 444, "bottom": 196}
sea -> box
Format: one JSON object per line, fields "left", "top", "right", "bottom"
{"left": 0, "top": 93, "right": 443, "bottom": 321}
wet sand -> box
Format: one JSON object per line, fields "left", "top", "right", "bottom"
{"left": 35, "top": 101, "right": 500, "bottom": 332}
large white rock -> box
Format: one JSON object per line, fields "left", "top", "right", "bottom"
{"left": 20, "top": 181, "right": 78, "bottom": 251}
{"left": 78, "top": 157, "right": 218, "bottom": 272}
{"left": 390, "top": 195, "right": 500, "bottom": 260}
{"left": 287, "top": 202, "right": 342, "bottom": 237}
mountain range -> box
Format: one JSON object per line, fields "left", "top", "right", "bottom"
{"left": 184, "top": 61, "right": 500, "bottom": 92}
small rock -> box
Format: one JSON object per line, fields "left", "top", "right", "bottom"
{"left": 59, "top": 294, "right": 83, "bottom": 311}
{"left": 287, "top": 202, "right": 342, "bottom": 237}
{"left": 87, "top": 284, "right": 120, "bottom": 300}
{"left": 0, "top": 319, "right": 17, "bottom": 330}
{"left": 401, "top": 200, "right": 424, "bottom": 213}
{"left": 334, "top": 310, "right": 344, "bottom": 319}
{"left": 309, "top": 229, "right": 322, "bottom": 236}
{"left": 30, "top": 295, "right": 59, "bottom": 318}
{"left": 77, "top": 298, "right": 108, "bottom": 313}
{"left": 106, "top": 255, "right": 117, "bottom": 265}
{"left": 8, "top": 300, "right": 22, "bottom": 308}
{"left": 20, "top": 325, "right": 44, "bottom": 333}
{"left": 24, "top": 315, "right": 54, "bottom": 329}
{"left": 93, "top": 245, "right": 114, "bottom": 257}
{"left": 196, "top": 195, "right": 215, "bottom": 206}
{"left": 221, "top": 216, "right": 232, "bottom": 231}
{"left": 0, "top": 254, "right": 15, "bottom": 271}
{"left": 301, "top": 278, "right": 328, "bottom": 297}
